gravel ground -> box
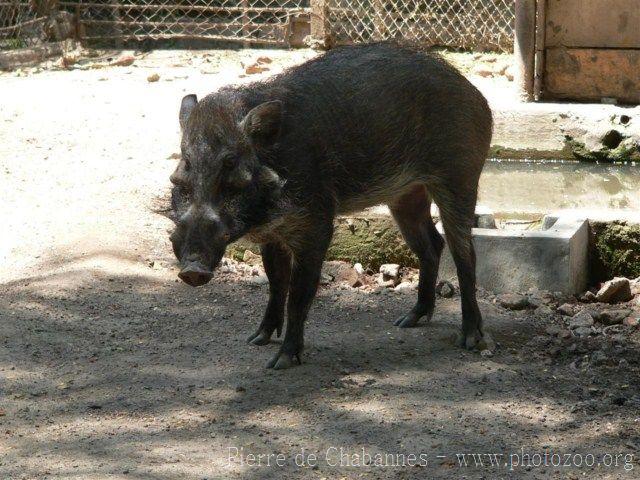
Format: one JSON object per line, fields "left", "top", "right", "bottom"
{"left": 1, "top": 48, "right": 639, "bottom": 479}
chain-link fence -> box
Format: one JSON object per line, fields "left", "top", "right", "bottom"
{"left": 1, "top": 1, "right": 75, "bottom": 49}
{"left": 62, "top": 0, "right": 310, "bottom": 45}
{"left": 1, "top": 1, "right": 44, "bottom": 48}
{"left": 2, "top": 0, "right": 514, "bottom": 52}
{"left": 327, "top": 0, "right": 514, "bottom": 52}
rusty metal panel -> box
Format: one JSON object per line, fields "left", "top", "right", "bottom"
{"left": 545, "top": 47, "right": 640, "bottom": 104}
{"left": 546, "top": 0, "right": 640, "bottom": 48}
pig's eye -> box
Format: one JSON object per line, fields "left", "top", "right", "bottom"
{"left": 219, "top": 152, "right": 237, "bottom": 168}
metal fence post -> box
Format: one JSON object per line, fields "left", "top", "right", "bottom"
{"left": 310, "top": 0, "right": 331, "bottom": 49}
{"left": 514, "top": 0, "right": 536, "bottom": 101}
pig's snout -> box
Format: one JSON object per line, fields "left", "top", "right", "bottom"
{"left": 178, "top": 262, "right": 213, "bottom": 287}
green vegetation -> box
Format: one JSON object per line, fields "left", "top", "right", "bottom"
{"left": 327, "top": 217, "right": 416, "bottom": 270}
{"left": 566, "top": 136, "right": 640, "bottom": 163}
{"left": 592, "top": 222, "right": 640, "bottom": 281}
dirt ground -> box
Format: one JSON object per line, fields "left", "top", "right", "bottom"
{"left": 1, "top": 48, "right": 639, "bottom": 479}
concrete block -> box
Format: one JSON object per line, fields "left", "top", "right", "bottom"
{"left": 438, "top": 217, "right": 589, "bottom": 294}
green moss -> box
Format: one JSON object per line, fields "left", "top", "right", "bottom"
{"left": 327, "top": 217, "right": 417, "bottom": 270}
{"left": 226, "top": 243, "right": 249, "bottom": 261}
{"left": 566, "top": 137, "right": 640, "bottom": 163}
{"left": 592, "top": 222, "right": 640, "bottom": 281}
{"left": 229, "top": 216, "right": 416, "bottom": 270}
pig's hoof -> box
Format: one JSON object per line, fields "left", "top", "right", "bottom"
{"left": 457, "top": 330, "right": 494, "bottom": 351}
{"left": 266, "top": 350, "right": 301, "bottom": 370}
{"left": 246, "top": 328, "right": 273, "bottom": 346}
{"left": 393, "top": 311, "right": 430, "bottom": 328}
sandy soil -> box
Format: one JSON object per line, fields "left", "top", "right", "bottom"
{"left": 1, "top": 48, "right": 639, "bottom": 479}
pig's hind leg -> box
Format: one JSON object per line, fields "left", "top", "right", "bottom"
{"left": 247, "top": 243, "right": 292, "bottom": 346}
{"left": 430, "top": 180, "right": 492, "bottom": 351}
{"left": 389, "top": 185, "right": 444, "bottom": 328}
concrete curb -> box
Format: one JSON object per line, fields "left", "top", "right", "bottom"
{"left": 491, "top": 102, "right": 640, "bottom": 162}
{"left": 437, "top": 217, "right": 589, "bottom": 294}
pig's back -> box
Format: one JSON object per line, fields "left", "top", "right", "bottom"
{"left": 254, "top": 42, "right": 492, "bottom": 211}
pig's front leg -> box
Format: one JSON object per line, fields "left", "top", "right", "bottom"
{"left": 266, "top": 223, "right": 333, "bottom": 369}
{"left": 247, "top": 242, "right": 292, "bottom": 346}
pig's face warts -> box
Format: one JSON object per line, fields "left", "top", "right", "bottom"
{"left": 170, "top": 94, "right": 288, "bottom": 268}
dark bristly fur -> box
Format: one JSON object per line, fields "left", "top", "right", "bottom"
{"left": 168, "top": 42, "right": 493, "bottom": 369}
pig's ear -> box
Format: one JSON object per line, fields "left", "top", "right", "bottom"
{"left": 179, "top": 94, "right": 198, "bottom": 130}
{"left": 241, "top": 101, "right": 282, "bottom": 146}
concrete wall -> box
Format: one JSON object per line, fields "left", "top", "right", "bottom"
{"left": 437, "top": 218, "right": 589, "bottom": 294}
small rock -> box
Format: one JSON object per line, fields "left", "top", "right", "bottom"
{"left": 112, "top": 55, "right": 135, "bottom": 67}
{"left": 473, "top": 66, "right": 493, "bottom": 77}
{"left": 582, "top": 307, "right": 602, "bottom": 322}
{"left": 580, "top": 291, "right": 597, "bottom": 303}
{"left": 596, "top": 277, "right": 633, "bottom": 303}
{"left": 569, "top": 311, "right": 594, "bottom": 329}
{"left": 480, "top": 349, "right": 494, "bottom": 358}
{"left": 242, "top": 249, "right": 262, "bottom": 266}
{"left": 147, "top": 73, "right": 160, "bottom": 82}
{"left": 248, "top": 275, "right": 268, "bottom": 286}
{"left": 394, "top": 281, "right": 416, "bottom": 294}
{"left": 535, "top": 305, "right": 553, "bottom": 316}
{"left": 545, "top": 325, "right": 562, "bottom": 336}
{"left": 497, "top": 293, "right": 529, "bottom": 311}
{"left": 557, "top": 303, "right": 575, "bottom": 316}
{"left": 323, "top": 261, "right": 361, "bottom": 287}
{"left": 527, "top": 295, "right": 544, "bottom": 309}
{"left": 558, "top": 329, "right": 572, "bottom": 339}
{"left": 599, "top": 309, "right": 632, "bottom": 326}
{"left": 319, "top": 273, "right": 332, "bottom": 285}
{"left": 220, "top": 264, "right": 237, "bottom": 274}
{"left": 623, "top": 316, "right": 639, "bottom": 328}
{"left": 245, "top": 63, "right": 269, "bottom": 75}
{"left": 353, "top": 263, "right": 365, "bottom": 275}
{"left": 574, "top": 326, "right": 593, "bottom": 337}
{"left": 380, "top": 263, "right": 400, "bottom": 280}
{"left": 377, "top": 278, "right": 396, "bottom": 289}
{"left": 436, "top": 280, "right": 455, "bottom": 298}
{"left": 590, "top": 350, "right": 608, "bottom": 367}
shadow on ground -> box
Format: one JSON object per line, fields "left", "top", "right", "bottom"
{"left": 1, "top": 252, "right": 638, "bottom": 479}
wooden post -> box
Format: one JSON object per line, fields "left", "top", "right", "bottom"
{"left": 533, "top": 0, "right": 547, "bottom": 101}
{"left": 241, "top": 0, "right": 250, "bottom": 46}
{"left": 514, "top": 0, "right": 536, "bottom": 101}
{"left": 310, "top": 0, "right": 331, "bottom": 49}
